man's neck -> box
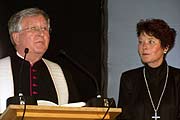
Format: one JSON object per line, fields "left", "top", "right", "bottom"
{"left": 16, "top": 51, "right": 42, "bottom": 65}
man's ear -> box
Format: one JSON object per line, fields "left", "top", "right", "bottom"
{"left": 12, "top": 32, "right": 20, "bottom": 45}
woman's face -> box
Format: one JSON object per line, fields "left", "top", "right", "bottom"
{"left": 138, "top": 32, "right": 168, "bottom": 68}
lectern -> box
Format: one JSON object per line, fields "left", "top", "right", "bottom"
{"left": 0, "top": 105, "right": 121, "bottom": 120}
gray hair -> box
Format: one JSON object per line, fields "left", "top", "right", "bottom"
{"left": 8, "top": 8, "right": 50, "bottom": 45}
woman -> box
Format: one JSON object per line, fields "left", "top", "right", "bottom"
{"left": 117, "top": 19, "right": 180, "bottom": 120}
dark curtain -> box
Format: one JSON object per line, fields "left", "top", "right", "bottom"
{"left": 100, "top": 0, "right": 108, "bottom": 97}
{"left": 0, "top": 0, "right": 108, "bottom": 102}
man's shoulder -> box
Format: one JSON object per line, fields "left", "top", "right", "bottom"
{"left": 42, "top": 58, "right": 62, "bottom": 70}
{"left": 42, "top": 58, "right": 59, "bottom": 66}
{"left": 0, "top": 56, "right": 11, "bottom": 62}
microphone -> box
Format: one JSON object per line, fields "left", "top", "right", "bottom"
{"left": 18, "top": 48, "right": 29, "bottom": 102}
{"left": 58, "top": 50, "right": 101, "bottom": 98}
{"left": 6, "top": 48, "right": 37, "bottom": 107}
{"left": 56, "top": 50, "right": 116, "bottom": 107}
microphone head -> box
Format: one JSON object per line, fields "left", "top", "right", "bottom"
{"left": 6, "top": 96, "right": 37, "bottom": 107}
{"left": 24, "top": 48, "right": 29, "bottom": 54}
{"left": 86, "top": 97, "right": 116, "bottom": 107}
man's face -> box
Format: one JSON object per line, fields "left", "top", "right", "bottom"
{"left": 13, "top": 15, "right": 50, "bottom": 57}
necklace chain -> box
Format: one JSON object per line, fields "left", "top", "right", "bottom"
{"left": 143, "top": 65, "right": 169, "bottom": 112}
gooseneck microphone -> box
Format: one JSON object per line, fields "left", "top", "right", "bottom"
{"left": 56, "top": 50, "right": 116, "bottom": 107}
{"left": 18, "top": 48, "right": 29, "bottom": 104}
{"left": 58, "top": 50, "right": 101, "bottom": 98}
{"left": 6, "top": 48, "right": 37, "bottom": 107}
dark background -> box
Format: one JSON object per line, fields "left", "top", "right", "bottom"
{"left": 0, "top": 0, "right": 108, "bottom": 102}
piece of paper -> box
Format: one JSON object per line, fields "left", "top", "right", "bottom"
{"left": 37, "top": 100, "right": 86, "bottom": 107}
{"left": 60, "top": 102, "right": 86, "bottom": 107}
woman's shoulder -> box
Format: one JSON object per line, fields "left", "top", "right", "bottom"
{"left": 169, "top": 65, "right": 180, "bottom": 70}
{"left": 120, "top": 66, "right": 144, "bottom": 82}
{"left": 168, "top": 66, "right": 180, "bottom": 85}
{"left": 120, "top": 67, "right": 144, "bottom": 89}
{"left": 169, "top": 66, "right": 180, "bottom": 73}
{"left": 169, "top": 66, "right": 180, "bottom": 77}
{"left": 122, "top": 66, "right": 144, "bottom": 75}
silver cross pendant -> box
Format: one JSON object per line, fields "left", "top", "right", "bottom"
{"left": 152, "top": 111, "right": 160, "bottom": 120}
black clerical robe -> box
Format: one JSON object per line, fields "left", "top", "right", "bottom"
{"left": 117, "top": 65, "right": 180, "bottom": 120}
{"left": 10, "top": 53, "right": 80, "bottom": 104}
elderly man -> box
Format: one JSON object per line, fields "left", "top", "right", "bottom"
{"left": 0, "top": 8, "right": 80, "bottom": 113}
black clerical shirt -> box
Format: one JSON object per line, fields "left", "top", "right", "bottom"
{"left": 11, "top": 54, "right": 58, "bottom": 104}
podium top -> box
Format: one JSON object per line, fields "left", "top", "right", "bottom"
{"left": 0, "top": 105, "right": 122, "bottom": 120}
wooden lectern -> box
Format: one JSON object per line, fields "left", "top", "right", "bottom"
{"left": 0, "top": 105, "right": 121, "bottom": 120}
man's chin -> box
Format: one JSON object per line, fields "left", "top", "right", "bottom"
{"left": 34, "top": 49, "right": 47, "bottom": 55}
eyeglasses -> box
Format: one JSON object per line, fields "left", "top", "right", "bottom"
{"left": 20, "top": 26, "right": 51, "bottom": 33}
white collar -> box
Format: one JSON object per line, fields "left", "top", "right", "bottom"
{"left": 16, "top": 51, "right": 24, "bottom": 59}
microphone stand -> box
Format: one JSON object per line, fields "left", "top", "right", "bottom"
{"left": 57, "top": 50, "right": 116, "bottom": 107}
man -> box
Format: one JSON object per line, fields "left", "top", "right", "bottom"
{"left": 0, "top": 8, "right": 80, "bottom": 113}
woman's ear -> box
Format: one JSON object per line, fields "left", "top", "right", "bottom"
{"left": 163, "top": 46, "right": 169, "bottom": 54}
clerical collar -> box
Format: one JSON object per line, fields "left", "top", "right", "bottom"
{"left": 16, "top": 51, "right": 24, "bottom": 59}
{"left": 16, "top": 51, "right": 33, "bottom": 65}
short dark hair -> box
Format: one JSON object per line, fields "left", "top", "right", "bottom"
{"left": 136, "top": 18, "right": 176, "bottom": 51}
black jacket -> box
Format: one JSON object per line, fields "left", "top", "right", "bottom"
{"left": 117, "top": 66, "right": 180, "bottom": 120}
